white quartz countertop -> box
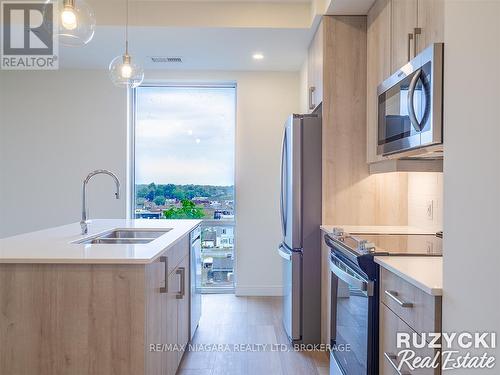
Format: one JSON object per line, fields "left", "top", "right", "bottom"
{"left": 0, "top": 219, "right": 201, "bottom": 264}
{"left": 375, "top": 256, "right": 443, "bottom": 296}
{"left": 321, "top": 224, "right": 437, "bottom": 235}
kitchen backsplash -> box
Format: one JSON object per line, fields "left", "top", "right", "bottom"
{"left": 407, "top": 172, "right": 443, "bottom": 231}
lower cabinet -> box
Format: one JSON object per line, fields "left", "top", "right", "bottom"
{"left": 146, "top": 237, "right": 190, "bottom": 375}
{"left": 165, "top": 266, "right": 180, "bottom": 375}
{"left": 379, "top": 267, "right": 441, "bottom": 374}
{"left": 380, "top": 303, "right": 440, "bottom": 375}
{"left": 0, "top": 233, "right": 192, "bottom": 375}
{"left": 176, "top": 255, "right": 190, "bottom": 364}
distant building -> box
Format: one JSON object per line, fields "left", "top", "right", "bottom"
{"left": 201, "top": 230, "right": 217, "bottom": 248}
{"left": 210, "top": 256, "right": 234, "bottom": 283}
{"left": 213, "top": 210, "right": 233, "bottom": 219}
{"left": 216, "top": 226, "right": 234, "bottom": 248}
{"left": 192, "top": 196, "right": 208, "bottom": 201}
{"left": 135, "top": 210, "right": 163, "bottom": 219}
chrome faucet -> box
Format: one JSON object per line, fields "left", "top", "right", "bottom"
{"left": 80, "top": 170, "right": 120, "bottom": 235}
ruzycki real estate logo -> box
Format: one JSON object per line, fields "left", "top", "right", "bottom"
{"left": 394, "top": 331, "right": 496, "bottom": 371}
{"left": 1, "top": 0, "right": 58, "bottom": 70}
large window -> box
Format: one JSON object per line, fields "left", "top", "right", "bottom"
{"left": 133, "top": 85, "right": 236, "bottom": 291}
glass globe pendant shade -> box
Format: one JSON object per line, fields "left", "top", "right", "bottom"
{"left": 108, "top": 54, "right": 144, "bottom": 88}
{"left": 57, "top": 0, "right": 96, "bottom": 47}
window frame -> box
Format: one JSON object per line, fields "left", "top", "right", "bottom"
{"left": 127, "top": 82, "right": 237, "bottom": 219}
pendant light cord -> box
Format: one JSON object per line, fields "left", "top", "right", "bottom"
{"left": 125, "top": 0, "right": 129, "bottom": 55}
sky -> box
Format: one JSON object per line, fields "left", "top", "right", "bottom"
{"left": 135, "top": 86, "right": 236, "bottom": 186}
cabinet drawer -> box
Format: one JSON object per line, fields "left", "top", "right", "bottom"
{"left": 164, "top": 235, "right": 190, "bottom": 275}
{"left": 380, "top": 303, "right": 440, "bottom": 375}
{"left": 380, "top": 268, "right": 441, "bottom": 335}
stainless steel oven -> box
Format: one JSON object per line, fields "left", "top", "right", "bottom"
{"left": 329, "top": 253, "right": 377, "bottom": 374}
{"left": 377, "top": 43, "right": 443, "bottom": 157}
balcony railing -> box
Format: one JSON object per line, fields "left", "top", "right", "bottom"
{"left": 200, "top": 219, "right": 235, "bottom": 292}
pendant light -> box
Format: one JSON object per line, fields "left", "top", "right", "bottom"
{"left": 51, "top": 0, "right": 96, "bottom": 47}
{"left": 108, "top": 0, "right": 144, "bottom": 88}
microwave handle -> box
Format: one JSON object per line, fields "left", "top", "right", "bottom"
{"left": 407, "top": 68, "right": 424, "bottom": 132}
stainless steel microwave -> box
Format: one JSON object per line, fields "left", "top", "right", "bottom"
{"left": 377, "top": 43, "right": 443, "bottom": 157}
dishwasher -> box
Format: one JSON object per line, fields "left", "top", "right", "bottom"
{"left": 190, "top": 225, "right": 202, "bottom": 339}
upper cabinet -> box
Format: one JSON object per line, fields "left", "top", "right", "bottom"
{"left": 391, "top": 0, "right": 444, "bottom": 72}
{"left": 367, "top": 0, "right": 392, "bottom": 163}
{"left": 417, "top": 0, "right": 444, "bottom": 53}
{"left": 367, "top": 0, "right": 444, "bottom": 168}
{"left": 307, "top": 21, "right": 324, "bottom": 113}
{"left": 391, "top": 0, "right": 418, "bottom": 71}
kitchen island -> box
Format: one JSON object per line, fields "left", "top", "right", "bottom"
{"left": 0, "top": 219, "right": 201, "bottom": 375}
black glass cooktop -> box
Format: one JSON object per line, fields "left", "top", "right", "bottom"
{"left": 340, "top": 233, "right": 442, "bottom": 256}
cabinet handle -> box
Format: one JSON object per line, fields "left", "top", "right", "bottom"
{"left": 413, "top": 27, "right": 422, "bottom": 57}
{"left": 160, "top": 256, "right": 168, "bottom": 293}
{"left": 308, "top": 86, "right": 316, "bottom": 110}
{"left": 385, "top": 290, "right": 413, "bottom": 308}
{"left": 384, "top": 352, "right": 411, "bottom": 375}
{"left": 407, "top": 33, "right": 413, "bottom": 61}
{"left": 176, "top": 267, "right": 186, "bottom": 299}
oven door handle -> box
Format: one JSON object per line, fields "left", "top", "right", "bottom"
{"left": 407, "top": 68, "right": 424, "bottom": 132}
{"left": 329, "top": 256, "right": 373, "bottom": 296}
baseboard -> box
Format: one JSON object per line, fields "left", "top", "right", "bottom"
{"left": 235, "top": 285, "right": 283, "bottom": 296}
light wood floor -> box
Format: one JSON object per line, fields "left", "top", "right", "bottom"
{"left": 178, "top": 294, "right": 329, "bottom": 375}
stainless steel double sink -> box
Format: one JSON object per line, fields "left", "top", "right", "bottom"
{"left": 74, "top": 228, "right": 172, "bottom": 245}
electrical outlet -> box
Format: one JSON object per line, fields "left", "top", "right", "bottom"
{"left": 426, "top": 200, "right": 434, "bottom": 221}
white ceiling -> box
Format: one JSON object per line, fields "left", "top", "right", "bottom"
{"left": 327, "top": 0, "right": 375, "bottom": 14}
{"left": 59, "top": 0, "right": 375, "bottom": 71}
{"left": 60, "top": 26, "right": 312, "bottom": 71}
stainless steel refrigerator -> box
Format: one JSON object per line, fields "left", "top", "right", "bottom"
{"left": 278, "top": 112, "right": 322, "bottom": 344}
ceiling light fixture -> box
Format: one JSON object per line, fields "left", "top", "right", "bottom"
{"left": 50, "top": 0, "right": 96, "bottom": 47}
{"left": 108, "top": 0, "right": 144, "bottom": 88}
{"left": 253, "top": 53, "right": 264, "bottom": 60}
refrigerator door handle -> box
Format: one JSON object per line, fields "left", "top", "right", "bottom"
{"left": 278, "top": 244, "right": 292, "bottom": 261}
{"left": 280, "top": 128, "right": 287, "bottom": 237}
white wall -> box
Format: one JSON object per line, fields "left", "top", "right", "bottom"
{"left": 0, "top": 69, "right": 299, "bottom": 296}
{"left": 299, "top": 59, "right": 309, "bottom": 113}
{"left": 0, "top": 70, "right": 127, "bottom": 237}
{"left": 443, "top": 0, "right": 500, "bottom": 369}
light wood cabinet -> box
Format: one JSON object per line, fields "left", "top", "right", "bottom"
{"left": 380, "top": 303, "right": 440, "bottom": 374}
{"left": 165, "top": 267, "right": 180, "bottom": 375}
{"left": 379, "top": 267, "right": 441, "bottom": 374}
{"left": 391, "top": 0, "right": 444, "bottom": 71}
{"left": 380, "top": 267, "right": 441, "bottom": 336}
{"left": 0, "top": 233, "right": 192, "bottom": 375}
{"left": 145, "top": 255, "right": 168, "bottom": 375}
{"left": 151, "top": 242, "right": 190, "bottom": 375}
{"left": 176, "top": 255, "right": 190, "bottom": 365}
{"left": 417, "top": 0, "right": 444, "bottom": 54}
{"left": 367, "top": 0, "right": 392, "bottom": 163}
{"left": 391, "top": 0, "right": 418, "bottom": 71}
{"left": 307, "top": 21, "right": 324, "bottom": 113}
